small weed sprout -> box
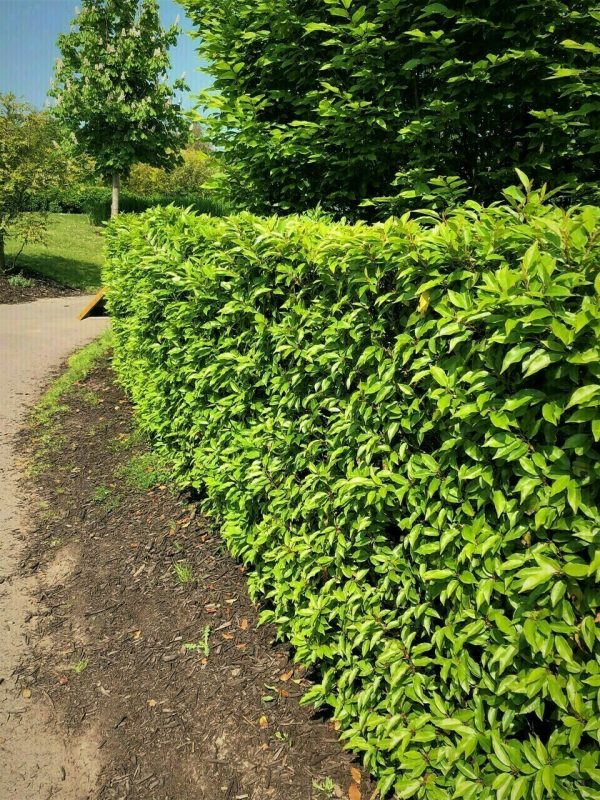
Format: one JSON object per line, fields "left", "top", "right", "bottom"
{"left": 174, "top": 562, "right": 194, "bottom": 585}
{"left": 183, "top": 625, "right": 211, "bottom": 657}
{"left": 72, "top": 659, "right": 88, "bottom": 675}
{"left": 8, "top": 273, "right": 34, "bottom": 288}
{"left": 312, "top": 777, "right": 336, "bottom": 798}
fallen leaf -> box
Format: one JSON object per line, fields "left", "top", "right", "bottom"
{"left": 279, "top": 689, "right": 289, "bottom": 698}
{"left": 147, "top": 699, "right": 157, "bottom": 708}
{"left": 22, "top": 688, "right": 31, "bottom": 699}
{"left": 239, "top": 618, "right": 249, "bottom": 630}
{"left": 222, "top": 633, "right": 234, "bottom": 640}
{"left": 236, "top": 644, "right": 247, "bottom": 651}
{"left": 279, "top": 670, "right": 293, "bottom": 682}
{"left": 349, "top": 781, "right": 362, "bottom": 800}
{"left": 350, "top": 768, "right": 361, "bottom": 785}
{"left": 259, "top": 715, "right": 269, "bottom": 728}
{"left": 58, "top": 675, "right": 69, "bottom": 686}
{"left": 205, "top": 604, "right": 218, "bottom": 614}
{"left": 132, "top": 630, "right": 142, "bottom": 640}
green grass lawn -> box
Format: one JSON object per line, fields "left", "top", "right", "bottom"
{"left": 6, "top": 213, "right": 104, "bottom": 290}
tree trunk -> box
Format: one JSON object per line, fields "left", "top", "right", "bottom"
{"left": 111, "top": 173, "right": 121, "bottom": 218}
{"left": 0, "top": 232, "right": 5, "bottom": 273}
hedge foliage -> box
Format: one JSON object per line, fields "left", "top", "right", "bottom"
{"left": 24, "top": 186, "right": 230, "bottom": 222}
{"left": 183, "top": 0, "right": 600, "bottom": 215}
{"left": 105, "top": 192, "right": 600, "bottom": 800}
{"left": 81, "top": 188, "right": 230, "bottom": 225}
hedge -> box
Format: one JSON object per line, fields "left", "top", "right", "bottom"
{"left": 104, "top": 194, "right": 600, "bottom": 800}
{"left": 23, "top": 186, "right": 230, "bottom": 222}
{"left": 82, "top": 189, "right": 230, "bottom": 226}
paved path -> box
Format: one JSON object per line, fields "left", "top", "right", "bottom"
{"left": 0, "top": 296, "right": 109, "bottom": 799}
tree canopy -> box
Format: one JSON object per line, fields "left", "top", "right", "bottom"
{"left": 51, "top": 0, "right": 189, "bottom": 213}
{"left": 0, "top": 95, "right": 68, "bottom": 271}
{"left": 183, "top": 0, "right": 600, "bottom": 216}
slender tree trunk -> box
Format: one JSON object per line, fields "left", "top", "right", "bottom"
{"left": 0, "top": 232, "right": 5, "bottom": 274}
{"left": 111, "top": 173, "right": 121, "bottom": 218}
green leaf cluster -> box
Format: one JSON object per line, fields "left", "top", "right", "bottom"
{"left": 104, "top": 195, "right": 600, "bottom": 799}
{"left": 181, "top": 0, "right": 600, "bottom": 215}
{"left": 0, "top": 94, "right": 72, "bottom": 270}
{"left": 51, "top": 0, "right": 189, "bottom": 180}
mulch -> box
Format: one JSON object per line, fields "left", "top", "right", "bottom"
{"left": 19, "top": 358, "right": 376, "bottom": 800}
{"left": 0, "top": 272, "right": 84, "bottom": 304}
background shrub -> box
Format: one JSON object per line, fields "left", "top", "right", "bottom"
{"left": 23, "top": 185, "right": 229, "bottom": 222}
{"left": 182, "top": 0, "right": 600, "bottom": 216}
{"left": 81, "top": 188, "right": 230, "bottom": 225}
{"left": 105, "top": 191, "right": 600, "bottom": 799}
{"left": 124, "top": 149, "right": 217, "bottom": 196}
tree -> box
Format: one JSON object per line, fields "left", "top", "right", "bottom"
{"left": 182, "top": 0, "right": 600, "bottom": 216}
{"left": 0, "top": 95, "right": 67, "bottom": 272}
{"left": 51, "top": 0, "right": 190, "bottom": 217}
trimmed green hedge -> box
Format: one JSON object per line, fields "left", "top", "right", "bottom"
{"left": 82, "top": 188, "right": 230, "bottom": 226}
{"left": 105, "top": 195, "right": 600, "bottom": 800}
{"left": 23, "top": 186, "right": 230, "bottom": 222}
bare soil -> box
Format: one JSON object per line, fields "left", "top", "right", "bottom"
{"left": 20, "top": 357, "right": 375, "bottom": 800}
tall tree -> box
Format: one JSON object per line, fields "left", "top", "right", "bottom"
{"left": 0, "top": 95, "right": 67, "bottom": 272}
{"left": 51, "top": 0, "right": 189, "bottom": 217}
{"left": 182, "top": 0, "right": 600, "bottom": 216}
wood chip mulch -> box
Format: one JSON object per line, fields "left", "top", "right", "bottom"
{"left": 0, "top": 273, "right": 84, "bottom": 304}
{"left": 19, "top": 358, "right": 375, "bottom": 800}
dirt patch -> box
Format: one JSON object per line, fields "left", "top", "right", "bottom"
{"left": 21, "top": 358, "right": 375, "bottom": 800}
{"left": 0, "top": 272, "right": 84, "bottom": 305}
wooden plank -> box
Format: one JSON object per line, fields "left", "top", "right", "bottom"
{"left": 78, "top": 287, "right": 107, "bottom": 321}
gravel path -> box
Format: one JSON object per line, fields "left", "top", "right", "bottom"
{"left": 0, "top": 296, "right": 109, "bottom": 799}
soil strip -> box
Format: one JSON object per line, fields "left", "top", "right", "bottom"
{"left": 20, "top": 357, "right": 374, "bottom": 800}
{"left": 0, "top": 273, "right": 85, "bottom": 305}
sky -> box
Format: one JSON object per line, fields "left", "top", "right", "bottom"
{"left": 0, "top": 0, "right": 212, "bottom": 110}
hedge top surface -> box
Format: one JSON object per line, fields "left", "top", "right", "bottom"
{"left": 105, "top": 194, "right": 600, "bottom": 800}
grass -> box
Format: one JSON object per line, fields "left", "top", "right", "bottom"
{"left": 92, "top": 485, "right": 121, "bottom": 510}
{"left": 5, "top": 213, "right": 104, "bottom": 290}
{"left": 29, "top": 331, "right": 113, "bottom": 474}
{"left": 174, "top": 562, "right": 195, "bottom": 585}
{"left": 116, "top": 451, "right": 172, "bottom": 492}
{"left": 31, "top": 331, "right": 113, "bottom": 429}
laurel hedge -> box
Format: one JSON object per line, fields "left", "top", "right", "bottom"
{"left": 104, "top": 194, "right": 600, "bottom": 800}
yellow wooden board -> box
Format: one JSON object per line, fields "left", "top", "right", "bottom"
{"left": 78, "top": 287, "right": 107, "bottom": 321}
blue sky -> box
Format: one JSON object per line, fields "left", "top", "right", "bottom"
{"left": 0, "top": 0, "right": 212, "bottom": 109}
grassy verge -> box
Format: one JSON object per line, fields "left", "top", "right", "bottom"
{"left": 5, "top": 213, "right": 104, "bottom": 290}
{"left": 28, "top": 331, "right": 113, "bottom": 473}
